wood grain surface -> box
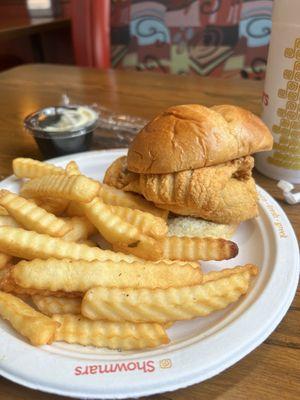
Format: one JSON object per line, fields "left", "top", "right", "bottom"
{"left": 0, "top": 64, "right": 299, "bottom": 400}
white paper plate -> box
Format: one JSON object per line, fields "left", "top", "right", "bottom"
{"left": 0, "top": 149, "right": 299, "bottom": 399}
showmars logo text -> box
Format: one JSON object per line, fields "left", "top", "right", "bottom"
{"left": 74, "top": 360, "right": 155, "bottom": 376}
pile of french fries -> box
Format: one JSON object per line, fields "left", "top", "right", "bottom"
{"left": 0, "top": 157, "right": 258, "bottom": 350}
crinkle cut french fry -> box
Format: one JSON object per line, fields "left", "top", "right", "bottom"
{"left": 20, "top": 174, "right": 99, "bottom": 203}
{"left": 12, "top": 258, "right": 203, "bottom": 292}
{"left": 65, "top": 201, "right": 85, "bottom": 217}
{"left": 201, "top": 265, "right": 254, "bottom": 283}
{"left": 0, "top": 265, "right": 11, "bottom": 282}
{"left": 154, "top": 258, "right": 200, "bottom": 269}
{"left": 32, "top": 295, "right": 81, "bottom": 316}
{"left": 53, "top": 314, "right": 169, "bottom": 350}
{"left": 0, "top": 266, "right": 81, "bottom": 297}
{"left": 0, "top": 253, "right": 13, "bottom": 269}
{"left": 161, "top": 236, "right": 238, "bottom": 261}
{"left": 108, "top": 204, "right": 168, "bottom": 239}
{"left": 82, "top": 197, "right": 143, "bottom": 244}
{"left": 0, "top": 190, "right": 71, "bottom": 237}
{"left": 0, "top": 264, "right": 31, "bottom": 295}
{"left": 65, "top": 161, "right": 81, "bottom": 176}
{"left": 13, "top": 158, "right": 65, "bottom": 179}
{"left": 0, "top": 206, "right": 8, "bottom": 216}
{"left": 0, "top": 215, "right": 20, "bottom": 228}
{"left": 98, "top": 183, "right": 169, "bottom": 219}
{"left": 81, "top": 265, "right": 258, "bottom": 323}
{"left": 0, "top": 290, "right": 59, "bottom": 345}
{"left": 83, "top": 197, "right": 163, "bottom": 260}
{"left": 0, "top": 226, "right": 140, "bottom": 263}
{"left": 62, "top": 216, "right": 96, "bottom": 242}
{"left": 33, "top": 197, "right": 69, "bottom": 216}
{"left": 112, "top": 243, "right": 159, "bottom": 262}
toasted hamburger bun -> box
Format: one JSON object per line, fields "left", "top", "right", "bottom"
{"left": 127, "top": 104, "right": 273, "bottom": 174}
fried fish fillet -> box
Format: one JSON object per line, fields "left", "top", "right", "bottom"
{"left": 104, "top": 156, "right": 258, "bottom": 224}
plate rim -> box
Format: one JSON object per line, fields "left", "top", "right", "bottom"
{"left": 0, "top": 149, "right": 299, "bottom": 399}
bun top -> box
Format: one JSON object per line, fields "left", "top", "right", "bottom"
{"left": 127, "top": 104, "right": 273, "bottom": 174}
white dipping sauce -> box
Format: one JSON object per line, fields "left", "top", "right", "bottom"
{"left": 41, "top": 106, "right": 98, "bottom": 132}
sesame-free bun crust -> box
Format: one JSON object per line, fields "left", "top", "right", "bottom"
{"left": 127, "top": 104, "right": 273, "bottom": 174}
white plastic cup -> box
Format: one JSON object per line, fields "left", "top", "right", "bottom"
{"left": 255, "top": 0, "right": 300, "bottom": 183}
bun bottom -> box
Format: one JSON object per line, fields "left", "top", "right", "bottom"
{"left": 167, "top": 216, "right": 237, "bottom": 240}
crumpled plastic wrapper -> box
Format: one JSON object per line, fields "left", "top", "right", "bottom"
{"left": 94, "top": 105, "right": 148, "bottom": 148}
{"left": 61, "top": 94, "right": 148, "bottom": 149}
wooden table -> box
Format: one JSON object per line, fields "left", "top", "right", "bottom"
{"left": 0, "top": 17, "right": 71, "bottom": 62}
{"left": 0, "top": 64, "right": 299, "bottom": 400}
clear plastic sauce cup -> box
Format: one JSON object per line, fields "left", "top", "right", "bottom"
{"left": 24, "top": 105, "right": 98, "bottom": 158}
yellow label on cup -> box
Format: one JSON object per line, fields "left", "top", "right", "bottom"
{"left": 255, "top": 0, "right": 300, "bottom": 183}
{"left": 267, "top": 37, "right": 300, "bottom": 171}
